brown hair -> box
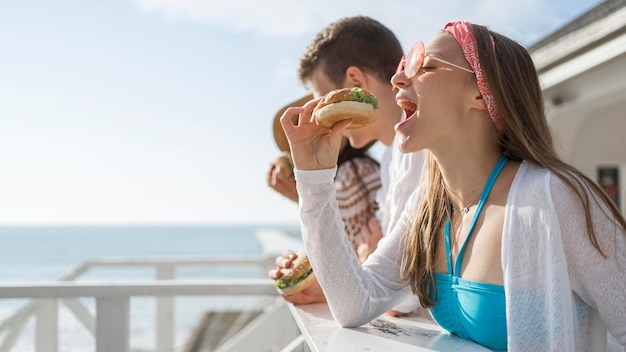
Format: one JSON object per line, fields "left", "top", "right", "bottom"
{"left": 401, "top": 23, "right": 626, "bottom": 308}
{"left": 297, "top": 16, "right": 403, "bottom": 87}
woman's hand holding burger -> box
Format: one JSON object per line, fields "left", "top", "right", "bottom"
{"left": 280, "top": 87, "right": 378, "bottom": 172}
{"left": 280, "top": 97, "right": 349, "bottom": 171}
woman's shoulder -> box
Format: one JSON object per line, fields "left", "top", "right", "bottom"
{"left": 514, "top": 160, "right": 567, "bottom": 188}
{"left": 516, "top": 160, "right": 550, "bottom": 179}
{"left": 510, "top": 161, "right": 560, "bottom": 204}
{"left": 512, "top": 160, "right": 586, "bottom": 209}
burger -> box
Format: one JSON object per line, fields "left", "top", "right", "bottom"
{"left": 313, "top": 87, "right": 378, "bottom": 129}
{"left": 273, "top": 151, "right": 294, "bottom": 179}
{"left": 274, "top": 250, "right": 317, "bottom": 295}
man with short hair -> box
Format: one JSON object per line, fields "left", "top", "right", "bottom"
{"left": 270, "top": 16, "right": 424, "bottom": 315}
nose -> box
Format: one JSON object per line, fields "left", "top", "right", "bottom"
{"left": 390, "top": 71, "right": 408, "bottom": 90}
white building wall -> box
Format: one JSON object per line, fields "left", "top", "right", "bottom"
{"left": 544, "top": 63, "right": 626, "bottom": 214}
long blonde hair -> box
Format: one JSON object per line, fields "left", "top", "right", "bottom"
{"left": 401, "top": 23, "right": 626, "bottom": 308}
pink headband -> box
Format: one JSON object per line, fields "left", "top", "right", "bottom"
{"left": 444, "top": 21, "right": 504, "bottom": 135}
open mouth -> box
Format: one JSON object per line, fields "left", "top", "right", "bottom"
{"left": 397, "top": 99, "right": 417, "bottom": 120}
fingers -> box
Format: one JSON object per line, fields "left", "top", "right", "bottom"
{"left": 269, "top": 269, "right": 282, "bottom": 280}
{"left": 279, "top": 96, "right": 342, "bottom": 170}
{"left": 272, "top": 249, "right": 297, "bottom": 271}
{"left": 266, "top": 163, "right": 277, "bottom": 186}
{"left": 282, "top": 249, "right": 297, "bottom": 260}
{"left": 385, "top": 310, "right": 407, "bottom": 317}
{"left": 268, "top": 164, "right": 283, "bottom": 187}
{"left": 302, "top": 98, "right": 321, "bottom": 124}
{"left": 280, "top": 106, "right": 304, "bottom": 132}
{"left": 268, "top": 249, "right": 298, "bottom": 280}
{"left": 328, "top": 118, "right": 352, "bottom": 148}
{"left": 279, "top": 97, "right": 322, "bottom": 131}
{"left": 275, "top": 256, "right": 292, "bottom": 269}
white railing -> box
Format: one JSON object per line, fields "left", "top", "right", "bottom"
{"left": 0, "top": 255, "right": 299, "bottom": 352}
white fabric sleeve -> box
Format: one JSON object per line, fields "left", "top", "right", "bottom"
{"left": 295, "top": 167, "right": 414, "bottom": 327}
{"left": 388, "top": 292, "right": 423, "bottom": 313}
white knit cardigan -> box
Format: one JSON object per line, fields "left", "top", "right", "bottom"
{"left": 295, "top": 161, "right": 626, "bottom": 351}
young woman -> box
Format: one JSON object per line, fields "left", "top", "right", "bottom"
{"left": 279, "top": 21, "right": 626, "bottom": 351}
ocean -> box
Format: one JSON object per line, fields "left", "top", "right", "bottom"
{"left": 0, "top": 224, "right": 301, "bottom": 352}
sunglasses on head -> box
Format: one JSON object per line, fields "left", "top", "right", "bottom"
{"left": 395, "top": 41, "right": 474, "bottom": 80}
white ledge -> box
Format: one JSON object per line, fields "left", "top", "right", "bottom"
{"left": 288, "top": 303, "right": 493, "bottom": 352}
{"left": 0, "top": 279, "right": 278, "bottom": 298}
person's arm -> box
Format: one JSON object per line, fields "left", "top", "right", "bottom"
{"left": 296, "top": 167, "right": 414, "bottom": 327}
{"left": 279, "top": 99, "right": 412, "bottom": 327}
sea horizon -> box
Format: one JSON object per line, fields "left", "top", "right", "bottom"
{"left": 0, "top": 224, "right": 302, "bottom": 351}
{"left": 0, "top": 224, "right": 301, "bottom": 281}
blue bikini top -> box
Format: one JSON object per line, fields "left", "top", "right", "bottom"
{"left": 429, "top": 156, "right": 508, "bottom": 351}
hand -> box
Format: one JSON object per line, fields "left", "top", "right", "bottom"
{"left": 385, "top": 310, "right": 408, "bottom": 317}
{"left": 280, "top": 98, "right": 352, "bottom": 171}
{"left": 269, "top": 249, "right": 327, "bottom": 305}
{"left": 356, "top": 217, "right": 383, "bottom": 263}
{"left": 267, "top": 162, "right": 298, "bottom": 202}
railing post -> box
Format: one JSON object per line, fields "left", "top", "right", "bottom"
{"left": 96, "top": 297, "right": 129, "bottom": 352}
{"left": 36, "top": 299, "right": 58, "bottom": 352}
{"left": 62, "top": 298, "right": 95, "bottom": 334}
{"left": 0, "top": 304, "right": 36, "bottom": 352}
{"left": 156, "top": 264, "right": 175, "bottom": 352}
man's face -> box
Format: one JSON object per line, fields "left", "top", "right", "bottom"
{"left": 308, "top": 67, "right": 339, "bottom": 99}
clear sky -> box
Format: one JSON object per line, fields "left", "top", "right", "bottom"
{"left": 0, "top": 0, "right": 601, "bottom": 226}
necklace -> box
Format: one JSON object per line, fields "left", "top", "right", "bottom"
{"left": 444, "top": 155, "right": 509, "bottom": 274}
{"left": 448, "top": 156, "right": 509, "bottom": 216}
{"left": 453, "top": 193, "right": 481, "bottom": 215}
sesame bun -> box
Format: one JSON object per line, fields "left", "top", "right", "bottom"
{"left": 314, "top": 87, "right": 378, "bottom": 129}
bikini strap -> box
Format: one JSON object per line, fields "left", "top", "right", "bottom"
{"left": 445, "top": 155, "right": 509, "bottom": 276}
{"left": 444, "top": 219, "right": 453, "bottom": 275}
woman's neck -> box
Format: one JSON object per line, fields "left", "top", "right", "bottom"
{"left": 436, "top": 150, "right": 503, "bottom": 208}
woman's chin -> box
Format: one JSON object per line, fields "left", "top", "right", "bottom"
{"left": 394, "top": 112, "right": 422, "bottom": 153}
{"left": 395, "top": 133, "right": 419, "bottom": 154}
